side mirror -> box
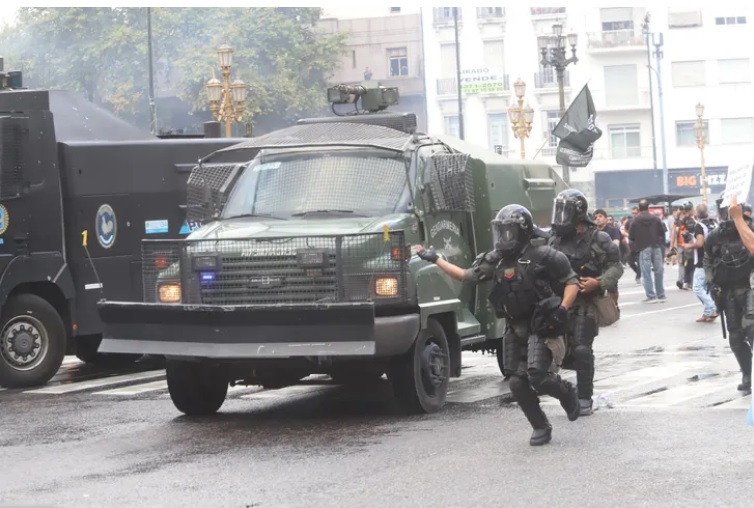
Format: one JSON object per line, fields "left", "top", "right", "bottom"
{"left": 186, "top": 163, "right": 243, "bottom": 222}
{"left": 425, "top": 153, "right": 475, "bottom": 213}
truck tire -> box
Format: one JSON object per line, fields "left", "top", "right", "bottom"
{"left": 389, "top": 318, "right": 450, "bottom": 414}
{"left": 0, "top": 294, "right": 67, "bottom": 388}
{"left": 75, "top": 336, "right": 141, "bottom": 366}
{"left": 166, "top": 359, "right": 228, "bottom": 416}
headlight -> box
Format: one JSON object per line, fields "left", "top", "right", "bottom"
{"left": 374, "top": 276, "right": 398, "bottom": 297}
{"left": 158, "top": 282, "right": 182, "bottom": 303}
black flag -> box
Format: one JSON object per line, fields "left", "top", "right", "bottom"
{"left": 552, "top": 84, "right": 602, "bottom": 168}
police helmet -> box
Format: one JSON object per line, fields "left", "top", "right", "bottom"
{"left": 682, "top": 201, "right": 694, "bottom": 212}
{"left": 551, "top": 188, "right": 589, "bottom": 236}
{"left": 491, "top": 204, "right": 534, "bottom": 258}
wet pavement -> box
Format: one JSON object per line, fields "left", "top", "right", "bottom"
{"left": 1, "top": 270, "right": 752, "bottom": 507}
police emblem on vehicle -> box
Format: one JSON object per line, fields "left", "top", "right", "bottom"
{"left": 240, "top": 247, "right": 295, "bottom": 257}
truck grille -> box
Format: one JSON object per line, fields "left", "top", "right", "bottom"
{"left": 140, "top": 231, "right": 410, "bottom": 305}
{"left": 199, "top": 254, "right": 338, "bottom": 305}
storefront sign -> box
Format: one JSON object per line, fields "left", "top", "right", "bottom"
{"left": 460, "top": 68, "right": 506, "bottom": 94}
{"left": 667, "top": 167, "right": 728, "bottom": 196}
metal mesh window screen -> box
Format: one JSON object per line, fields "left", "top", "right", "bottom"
{"left": 186, "top": 163, "right": 241, "bottom": 221}
{"left": 217, "top": 123, "right": 412, "bottom": 155}
{"left": 223, "top": 151, "right": 409, "bottom": 218}
{"left": 140, "top": 232, "right": 409, "bottom": 306}
{"left": 426, "top": 153, "right": 475, "bottom": 213}
{"left": 0, "top": 117, "right": 26, "bottom": 198}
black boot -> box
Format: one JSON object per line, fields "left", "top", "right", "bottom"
{"left": 579, "top": 398, "right": 594, "bottom": 416}
{"left": 530, "top": 425, "right": 552, "bottom": 446}
{"left": 560, "top": 381, "right": 580, "bottom": 422}
{"left": 738, "top": 374, "right": 751, "bottom": 394}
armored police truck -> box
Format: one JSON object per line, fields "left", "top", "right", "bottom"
{"left": 96, "top": 84, "right": 568, "bottom": 416}
{"left": 0, "top": 70, "right": 243, "bottom": 388}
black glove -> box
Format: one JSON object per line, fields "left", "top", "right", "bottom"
{"left": 542, "top": 306, "right": 569, "bottom": 336}
{"left": 417, "top": 247, "right": 439, "bottom": 264}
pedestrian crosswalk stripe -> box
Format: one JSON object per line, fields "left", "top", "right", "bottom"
{"left": 713, "top": 394, "right": 752, "bottom": 409}
{"left": 26, "top": 370, "right": 164, "bottom": 395}
{"left": 622, "top": 372, "right": 739, "bottom": 407}
{"left": 93, "top": 379, "right": 167, "bottom": 396}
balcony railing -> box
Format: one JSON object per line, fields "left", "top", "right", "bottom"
{"left": 477, "top": 7, "right": 505, "bottom": 20}
{"left": 530, "top": 7, "right": 566, "bottom": 17}
{"left": 534, "top": 70, "right": 570, "bottom": 89}
{"left": 587, "top": 29, "right": 646, "bottom": 50}
{"left": 436, "top": 75, "right": 510, "bottom": 96}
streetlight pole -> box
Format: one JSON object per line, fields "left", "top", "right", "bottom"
{"left": 695, "top": 102, "right": 708, "bottom": 203}
{"left": 453, "top": 7, "right": 465, "bottom": 140}
{"left": 538, "top": 23, "right": 578, "bottom": 184}
{"left": 205, "top": 44, "right": 249, "bottom": 138}
{"left": 507, "top": 79, "right": 534, "bottom": 159}
{"left": 642, "top": 13, "right": 658, "bottom": 173}
{"left": 653, "top": 32, "right": 668, "bottom": 194}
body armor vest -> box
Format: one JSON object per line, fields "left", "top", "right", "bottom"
{"left": 552, "top": 229, "right": 601, "bottom": 278}
{"left": 487, "top": 254, "right": 553, "bottom": 320}
{"left": 712, "top": 224, "right": 753, "bottom": 288}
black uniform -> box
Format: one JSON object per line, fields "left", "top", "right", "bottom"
{"left": 549, "top": 189, "right": 624, "bottom": 415}
{"left": 703, "top": 207, "right": 754, "bottom": 393}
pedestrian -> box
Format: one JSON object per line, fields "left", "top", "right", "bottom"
{"left": 549, "top": 191, "right": 624, "bottom": 416}
{"left": 623, "top": 207, "right": 641, "bottom": 283}
{"left": 675, "top": 202, "right": 697, "bottom": 290}
{"left": 592, "top": 208, "right": 623, "bottom": 304}
{"left": 364, "top": 67, "right": 373, "bottom": 80}
{"left": 704, "top": 193, "right": 754, "bottom": 395}
{"left": 415, "top": 204, "right": 581, "bottom": 445}
{"left": 681, "top": 203, "right": 718, "bottom": 322}
{"left": 629, "top": 198, "right": 667, "bottom": 303}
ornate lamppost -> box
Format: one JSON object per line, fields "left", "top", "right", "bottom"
{"left": 507, "top": 79, "right": 534, "bottom": 159}
{"left": 538, "top": 23, "right": 578, "bottom": 182}
{"left": 695, "top": 102, "right": 708, "bottom": 203}
{"left": 205, "top": 44, "right": 248, "bottom": 138}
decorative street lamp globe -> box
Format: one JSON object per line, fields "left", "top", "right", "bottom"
{"left": 696, "top": 102, "right": 705, "bottom": 117}
{"left": 206, "top": 77, "right": 222, "bottom": 102}
{"left": 523, "top": 105, "right": 535, "bottom": 125}
{"left": 514, "top": 79, "right": 526, "bottom": 99}
{"left": 231, "top": 79, "right": 247, "bottom": 103}
{"left": 217, "top": 44, "right": 233, "bottom": 68}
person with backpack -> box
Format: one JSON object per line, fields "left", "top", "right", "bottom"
{"left": 681, "top": 203, "right": 718, "bottom": 322}
{"left": 703, "top": 193, "right": 754, "bottom": 395}
{"left": 549, "top": 189, "right": 624, "bottom": 417}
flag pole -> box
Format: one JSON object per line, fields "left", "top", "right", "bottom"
{"left": 532, "top": 136, "right": 550, "bottom": 159}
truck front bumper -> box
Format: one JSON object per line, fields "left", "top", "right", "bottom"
{"left": 96, "top": 301, "right": 420, "bottom": 359}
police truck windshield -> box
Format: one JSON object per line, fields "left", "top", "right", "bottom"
{"left": 222, "top": 148, "right": 410, "bottom": 220}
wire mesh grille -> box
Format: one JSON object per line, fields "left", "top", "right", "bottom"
{"left": 140, "top": 232, "right": 409, "bottom": 306}
{"left": 0, "top": 117, "right": 26, "bottom": 199}
{"left": 426, "top": 153, "right": 475, "bottom": 213}
{"left": 186, "top": 163, "right": 242, "bottom": 222}
{"left": 141, "top": 241, "right": 183, "bottom": 302}
{"left": 216, "top": 122, "right": 412, "bottom": 155}
{"left": 224, "top": 152, "right": 408, "bottom": 218}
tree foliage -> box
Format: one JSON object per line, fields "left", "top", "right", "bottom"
{"left": 0, "top": 7, "right": 347, "bottom": 133}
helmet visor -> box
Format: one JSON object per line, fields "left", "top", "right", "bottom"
{"left": 551, "top": 199, "right": 577, "bottom": 226}
{"left": 492, "top": 219, "right": 521, "bottom": 246}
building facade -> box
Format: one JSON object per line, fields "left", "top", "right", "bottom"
{"left": 421, "top": 6, "right": 754, "bottom": 208}
{"left": 319, "top": 7, "right": 428, "bottom": 131}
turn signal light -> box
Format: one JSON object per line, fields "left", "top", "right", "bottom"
{"left": 391, "top": 246, "right": 410, "bottom": 261}
{"left": 158, "top": 282, "right": 181, "bottom": 303}
{"left": 374, "top": 276, "right": 398, "bottom": 297}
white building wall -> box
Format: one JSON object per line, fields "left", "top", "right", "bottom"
{"left": 421, "top": 5, "right": 754, "bottom": 206}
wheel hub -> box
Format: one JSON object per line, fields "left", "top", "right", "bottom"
{"left": 1, "top": 318, "right": 48, "bottom": 370}
{"left": 420, "top": 341, "right": 447, "bottom": 395}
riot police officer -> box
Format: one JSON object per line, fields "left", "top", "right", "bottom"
{"left": 415, "top": 204, "right": 581, "bottom": 446}
{"left": 703, "top": 192, "right": 754, "bottom": 395}
{"left": 549, "top": 189, "right": 624, "bottom": 416}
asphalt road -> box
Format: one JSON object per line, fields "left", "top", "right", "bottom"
{"left": 1, "top": 268, "right": 752, "bottom": 508}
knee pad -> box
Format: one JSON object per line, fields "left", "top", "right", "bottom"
{"left": 570, "top": 345, "right": 594, "bottom": 371}
{"left": 502, "top": 332, "right": 525, "bottom": 376}
{"left": 572, "top": 315, "right": 597, "bottom": 348}
{"left": 730, "top": 329, "right": 751, "bottom": 354}
{"left": 508, "top": 374, "right": 527, "bottom": 394}
{"left": 724, "top": 298, "right": 743, "bottom": 331}
{"left": 527, "top": 336, "right": 553, "bottom": 373}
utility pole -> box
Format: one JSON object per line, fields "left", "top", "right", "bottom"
{"left": 642, "top": 13, "right": 658, "bottom": 173}
{"left": 147, "top": 7, "right": 157, "bottom": 135}
{"left": 453, "top": 7, "right": 465, "bottom": 140}
{"left": 653, "top": 32, "right": 668, "bottom": 194}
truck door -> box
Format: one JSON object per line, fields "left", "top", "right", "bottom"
{"left": 416, "top": 146, "right": 474, "bottom": 307}
{"left": 0, "top": 116, "right": 32, "bottom": 274}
